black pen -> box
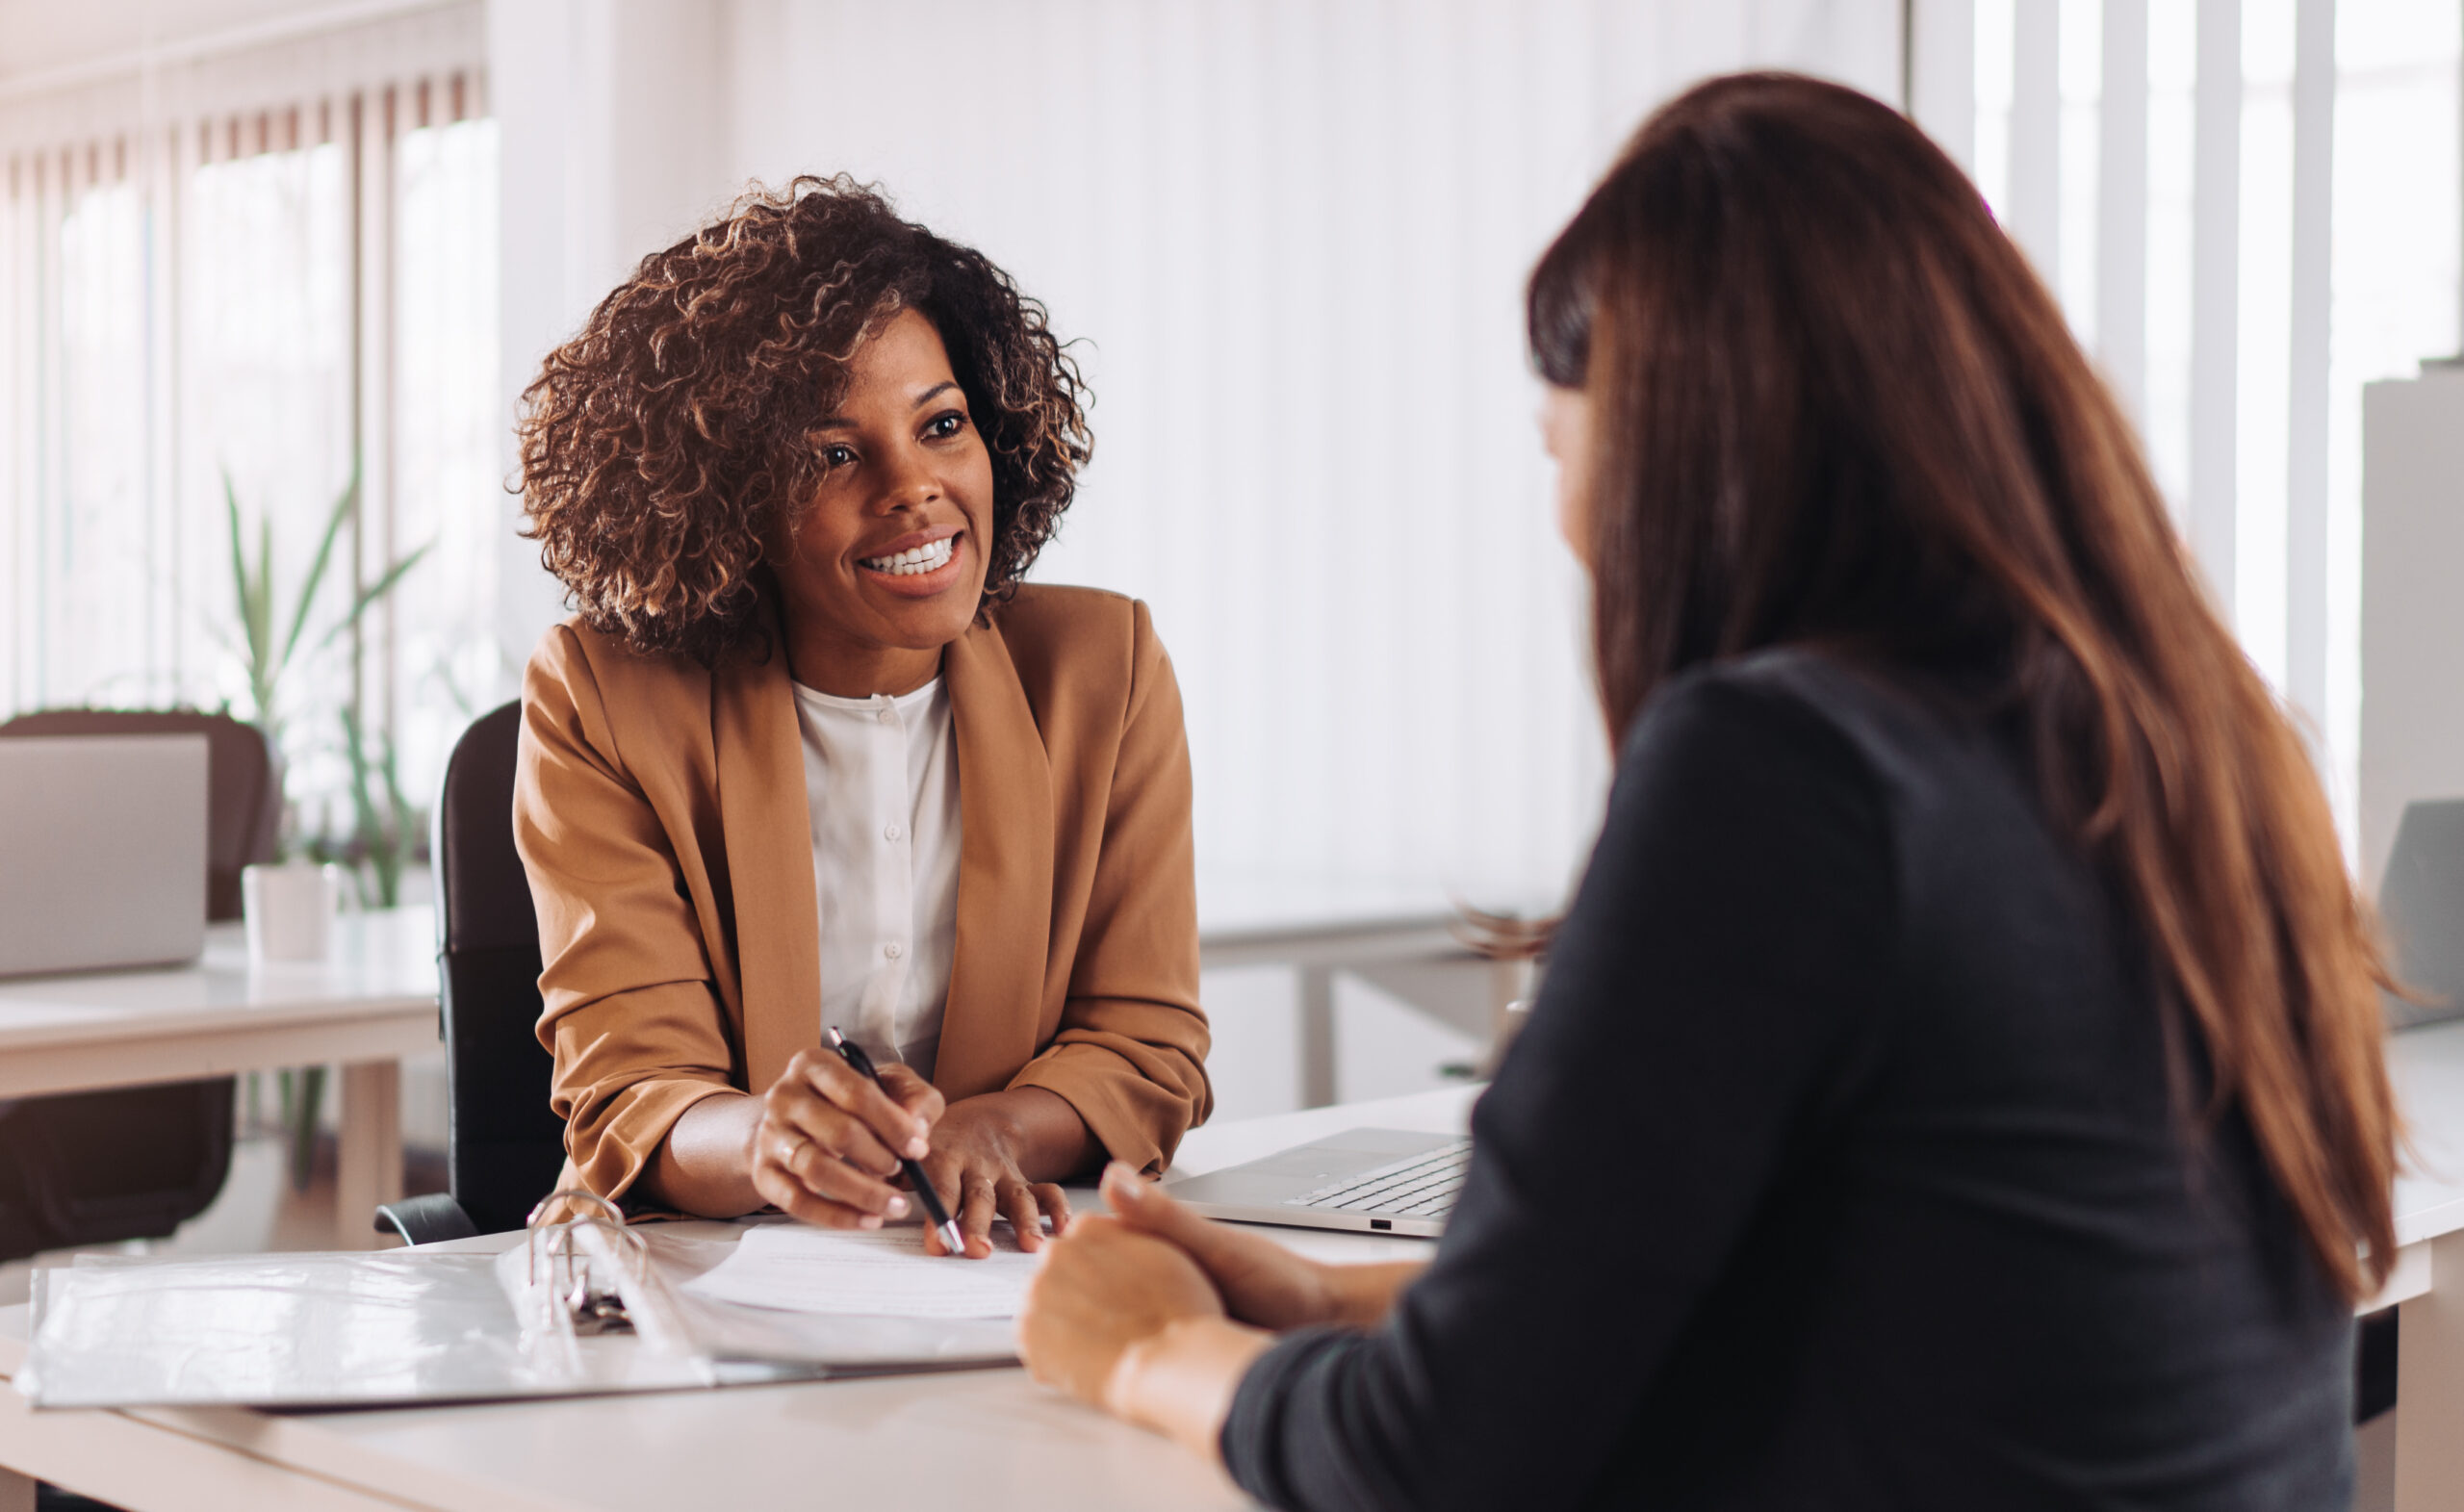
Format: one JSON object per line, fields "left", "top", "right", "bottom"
{"left": 828, "top": 1026, "right": 966, "bottom": 1256}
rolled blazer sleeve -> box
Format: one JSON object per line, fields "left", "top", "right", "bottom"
{"left": 1008, "top": 602, "right": 1213, "bottom": 1171}
{"left": 514, "top": 629, "right": 743, "bottom": 1202}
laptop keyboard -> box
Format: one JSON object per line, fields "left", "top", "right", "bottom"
{"left": 1286, "top": 1139, "right": 1473, "bottom": 1219}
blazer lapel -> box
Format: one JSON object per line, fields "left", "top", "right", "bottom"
{"left": 713, "top": 637, "right": 823, "bottom": 1099}
{"left": 936, "top": 616, "right": 1054, "bottom": 1098}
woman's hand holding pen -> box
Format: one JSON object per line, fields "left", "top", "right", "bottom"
{"left": 748, "top": 1050, "right": 1085, "bottom": 1257}
{"left": 748, "top": 1047, "right": 939, "bottom": 1232}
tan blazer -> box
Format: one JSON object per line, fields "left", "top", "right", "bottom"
{"left": 514, "top": 584, "right": 1212, "bottom": 1205}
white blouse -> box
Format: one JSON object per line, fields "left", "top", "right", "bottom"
{"left": 790, "top": 676, "right": 962, "bottom": 1083}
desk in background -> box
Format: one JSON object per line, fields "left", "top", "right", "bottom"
{"left": 0, "top": 909, "right": 438, "bottom": 1250}
{"left": 1198, "top": 868, "right": 1535, "bottom": 1108}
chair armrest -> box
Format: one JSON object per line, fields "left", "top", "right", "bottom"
{"left": 374, "top": 1192, "right": 482, "bottom": 1246}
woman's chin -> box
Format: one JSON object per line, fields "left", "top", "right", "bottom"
{"left": 844, "top": 577, "right": 984, "bottom": 652}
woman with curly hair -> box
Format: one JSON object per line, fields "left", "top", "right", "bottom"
{"left": 511, "top": 177, "right": 1208, "bottom": 1256}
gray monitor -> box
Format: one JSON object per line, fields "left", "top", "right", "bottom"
{"left": 2379, "top": 798, "right": 2464, "bottom": 1031}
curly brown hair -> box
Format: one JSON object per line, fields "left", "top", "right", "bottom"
{"left": 516, "top": 175, "right": 1091, "bottom": 663}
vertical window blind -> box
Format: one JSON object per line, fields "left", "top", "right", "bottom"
{"left": 0, "top": 0, "right": 497, "bottom": 869}
{"left": 1956, "top": 0, "right": 2461, "bottom": 856}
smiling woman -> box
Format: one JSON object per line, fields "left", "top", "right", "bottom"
{"left": 509, "top": 177, "right": 1211, "bottom": 1256}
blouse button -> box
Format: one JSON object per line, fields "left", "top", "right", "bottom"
{"left": 884, "top": 941, "right": 905, "bottom": 961}
{"left": 877, "top": 708, "right": 895, "bottom": 725}
{"left": 885, "top": 823, "right": 904, "bottom": 842}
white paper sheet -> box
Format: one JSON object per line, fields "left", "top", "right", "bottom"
{"left": 679, "top": 1224, "right": 1043, "bottom": 1319}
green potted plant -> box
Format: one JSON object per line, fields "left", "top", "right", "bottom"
{"left": 221, "top": 461, "right": 429, "bottom": 1189}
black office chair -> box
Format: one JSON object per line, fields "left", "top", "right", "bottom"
{"left": 0, "top": 709, "right": 274, "bottom": 1261}
{"left": 374, "top": 701, "right": 567, "bottom": 1243}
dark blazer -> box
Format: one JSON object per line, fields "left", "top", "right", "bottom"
{"left": 1223, "top": 651, "right": 2351, "bottom": 1512}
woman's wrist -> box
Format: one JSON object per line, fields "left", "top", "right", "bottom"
{"left": 1102, "top": 1314, "right": 1275, "bottom": 1461}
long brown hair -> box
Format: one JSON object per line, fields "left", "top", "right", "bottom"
{"left": 1529, "top": 72, "right": 2396, "bottom": 1300}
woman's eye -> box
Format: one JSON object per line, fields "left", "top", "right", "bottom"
{"left": 822, "top": 445, "right": 856, "bottom": 469}
{"left": 926, "top": 412, "right": 966, "bottom": 440}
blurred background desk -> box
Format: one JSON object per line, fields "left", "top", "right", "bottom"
{"left": 0, "top": 910, "right": 438, "bottom": 1250}
{"left": 1198, "top": 869, "right": 1534, "bottom": 1110}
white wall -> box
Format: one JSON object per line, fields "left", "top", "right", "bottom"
{"left": 489, "top": 0, "right": 1906, "bottom": 905}
{"left": 488, "top": 0, "right": 729, "bottom": 669}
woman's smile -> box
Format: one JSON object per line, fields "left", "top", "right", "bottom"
{"left": 857, "top": 526, "right": 966, "bottom": 597}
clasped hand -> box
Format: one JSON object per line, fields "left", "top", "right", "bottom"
{"left": 1017, "top": 1165, "right": 1423, "bottom": 1448}
{"left": 748, "top": 1047, "right": 1073, "bottom": 1257}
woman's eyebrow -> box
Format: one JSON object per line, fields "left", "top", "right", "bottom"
{"left": 812, "top": 381, "right": 959, "bottom": 431}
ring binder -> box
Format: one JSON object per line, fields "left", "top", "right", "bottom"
{"left": 508, "top": 1190, "right": 704, "bottom": 1363}
{"left": 22, "top": 1203, "right": 1024, "bottom": 1409}
{"left": 518, "top": 1191, "right": 640, "bottom": 1338}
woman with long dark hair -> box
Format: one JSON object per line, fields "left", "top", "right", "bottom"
{"left": 1016, "top": 73, "right": 2394, "bottom": 1508}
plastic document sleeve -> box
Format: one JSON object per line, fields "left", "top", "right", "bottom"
{"left": 18, "top": 1193, "right": 1016, "bottom": 1410}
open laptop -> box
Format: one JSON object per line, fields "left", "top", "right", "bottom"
{"left": 0, "top": 734, "right": 209, "bottom": 977}
{"left": 1164, "top": 1128, "right": 1471, "bottom": 1237}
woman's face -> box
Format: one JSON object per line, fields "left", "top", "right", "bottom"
{"left": 1540, "top": 382, "right": 1595, "bottom": 567}
{"left": 772, "top": 307, "right": 997, "bottom": 668}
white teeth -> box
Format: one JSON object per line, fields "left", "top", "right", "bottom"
{"left": 861, "top": 536, "right": 956, "bottom": 577}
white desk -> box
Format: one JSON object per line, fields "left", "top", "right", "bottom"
{"left": 11, "top": 1015, "right": 2451, "bottom": 1511}
{"left": 0, "top": 909, "right": 440, "bottom": 1249}
{"left": 0, "top": 1086, "right": 1475, "bottom": 1512}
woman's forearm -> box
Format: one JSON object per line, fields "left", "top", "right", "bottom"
{"left": 641, "top": 1091, "right": 765, "bottom": 1217}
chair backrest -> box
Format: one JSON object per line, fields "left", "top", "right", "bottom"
{"left": 0, "top": 709, "right": 278, "bottom": 921}
{"left": 433, "top": 700, "right": 567, "bottom": 1233}
{"left": 0, "top": 1080, "right": 237, "bottom": 1259}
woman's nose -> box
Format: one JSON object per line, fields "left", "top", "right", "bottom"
{"left": 875, "top": 446, "right": 941, "bottom": 511}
